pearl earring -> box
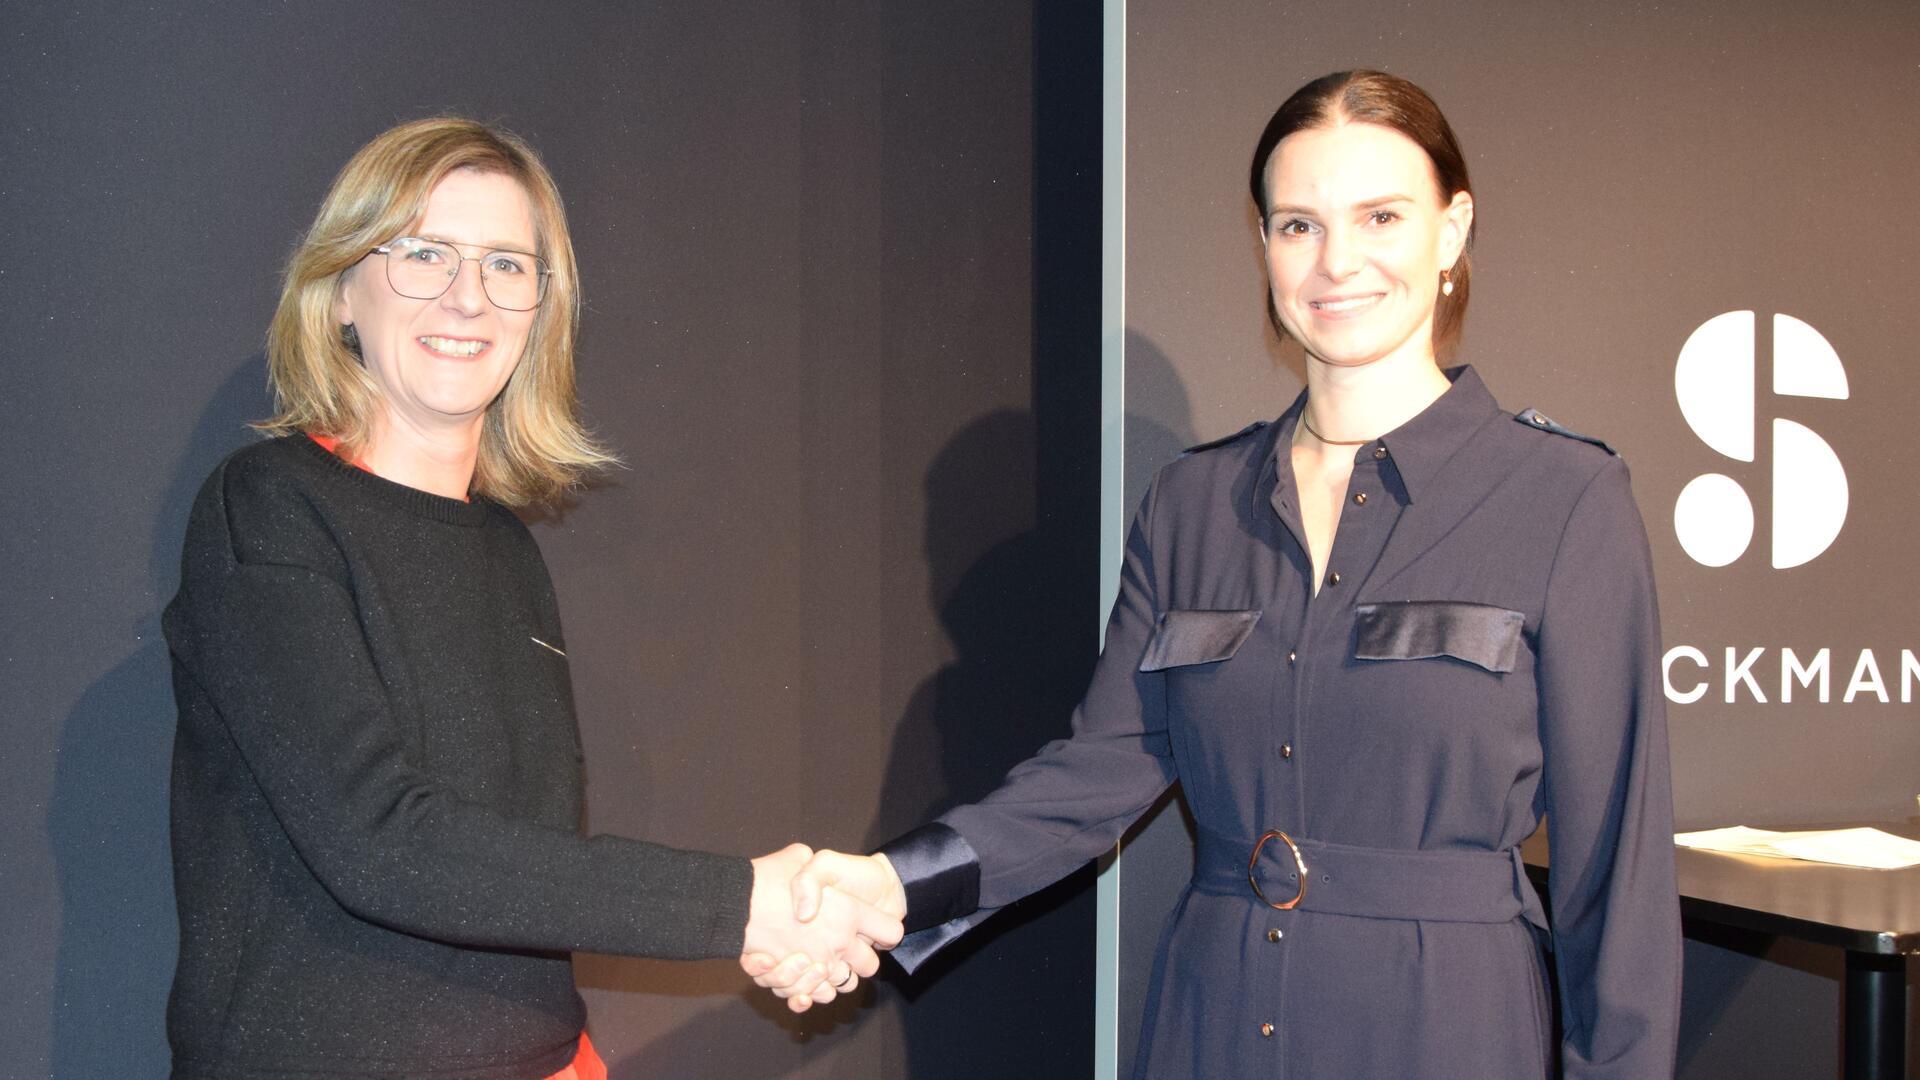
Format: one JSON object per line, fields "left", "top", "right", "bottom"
{"left": 1440, "top": 270, "right": 1454, "bottom": 297}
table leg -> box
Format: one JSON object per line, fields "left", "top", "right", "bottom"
{"left": 1843, "top": 951, "right": 1905, "bottom": 1080}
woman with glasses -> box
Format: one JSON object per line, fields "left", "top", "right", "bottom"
{"left": 161, "top": 118, "right": 899, "bottom": 1079}
{"left": 770, "top": 71, "right": 1681, "bottom": 1078}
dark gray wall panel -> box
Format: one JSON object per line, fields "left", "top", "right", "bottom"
{"left": 2, "top": 3, "right": 1101, "bottom": 1076}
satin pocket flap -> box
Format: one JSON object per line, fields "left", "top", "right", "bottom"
{"left": 1138, "top": 610, "right": 1262, "bottom": 672}
{"left": 1353, "top": 601, "right": 1525, "bottom": 674}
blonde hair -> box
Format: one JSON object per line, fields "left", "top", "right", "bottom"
{"left": 256, "top": 116, "right": 614, "bottom": 506}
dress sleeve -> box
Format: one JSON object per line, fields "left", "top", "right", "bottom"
{"left": 1536, "top": 457, "right": 1682, "bottom": 1078}
{"left": 163, "top": 464, "right": 752, "bottom": 961}
{"left": 884, "top": 481, "right": 1179, "bottom": 971}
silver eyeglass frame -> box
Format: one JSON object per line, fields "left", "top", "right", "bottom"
{"left": 369, "top": 237, "right": 552, "bottom": 311}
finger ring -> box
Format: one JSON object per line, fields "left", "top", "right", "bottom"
{"left": 833, "top": 971, "right": 856, "bottom": 989}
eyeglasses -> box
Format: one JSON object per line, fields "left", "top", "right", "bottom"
{"left": 370, "top": 237, "right": 552, "bottom": 311}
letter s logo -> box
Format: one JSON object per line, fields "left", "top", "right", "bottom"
{"left": 1672, "top": 312, "right": 1849, "bottom": 569}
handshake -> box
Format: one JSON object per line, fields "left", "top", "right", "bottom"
{"left": 739, "top": 845, "right": 909, "bottom": 1012}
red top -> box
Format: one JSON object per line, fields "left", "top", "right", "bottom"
{"left": 307, "top": 432, "right": 374, "bottom": 474}
{"left": 544, "top": 1034, "right": 606, "bottom": 1080}
{"left": 308, "top": 433, "right": 469, "bottom": 503}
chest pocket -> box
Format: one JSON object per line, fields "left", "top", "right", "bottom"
{"left": 1138, "top": 609, "right": 1261, "bottom": 672}
{"left": 1353, "top": 600, "right": 1525, "bottom": 674}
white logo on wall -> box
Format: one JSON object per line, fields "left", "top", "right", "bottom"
{"left": 1661, "top": 312, "right": 1917, "bottom": 707}
{"left": 1672, "top": 311, "right": 1849, "bottom": 568}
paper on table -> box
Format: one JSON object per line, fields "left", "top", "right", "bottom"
{"left": 1674, "top": 826, "right": 1920, "bottom": 870}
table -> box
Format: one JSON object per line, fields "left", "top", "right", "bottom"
{"left": 1521, "top": 824, "right": 1920, "bottom": 1080}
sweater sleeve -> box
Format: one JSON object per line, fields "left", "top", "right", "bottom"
{"left": 885, "top": 481, "right": 1179, "bottom": 970}
{"left": 1536, "top": 457, "right": 1682, "bottom": 1078}
{"left": 163, "top": 457, "right": 752, "bottom": 961}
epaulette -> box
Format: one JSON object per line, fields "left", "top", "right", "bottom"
{"left": 1182, "top": 420, "right": 1270, "bottom": 456}
{"left": 1513, "top": 408, "right": 1616, "bottom": 455}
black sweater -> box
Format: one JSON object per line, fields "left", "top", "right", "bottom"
{"left": 162, "top": 435, "right": 752, "bottom": 1079}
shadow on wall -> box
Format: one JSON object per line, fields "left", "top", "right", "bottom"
{"left": 1123, "top": 328, "right": 1202, "bottom": 497}
{"left": 1122, "top": 321, "right": 1301, "bottom": 503}
{"left": 587, "top": 409, "right": 1100, "bottom": 1078}
{"left": 869, "top": 407, "right": 1098, "bottom": 1079}
{"left": 48, "top": 354, "right": 272, "bottom": 1078}
{"left": 873, "top": 407, "right": 1086, "bottom": 844}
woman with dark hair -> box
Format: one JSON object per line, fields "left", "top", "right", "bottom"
{"left": 162, "top": 117, "right": 899, "bottom": 1079}
{"left": 769, "top": 70, "right": 1680, "bottom": 1078}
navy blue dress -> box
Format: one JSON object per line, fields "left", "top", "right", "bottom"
{"left": 882, "top": 366, "right": 1680, "bottom": 1079}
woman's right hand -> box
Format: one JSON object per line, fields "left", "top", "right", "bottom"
{"left": 791, "top": 850, "right": 907, "bottom": 927}
{"left": 741, "top": 845, "right": 902, "bottom": 1011}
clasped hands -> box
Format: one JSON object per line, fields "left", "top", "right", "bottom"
{"left": 740, "top": 844, "right": 907, "bottom": 1012}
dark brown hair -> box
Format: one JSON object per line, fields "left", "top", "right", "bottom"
{"left": 1249, "top": 70, "right": 1475, "bottom": 353}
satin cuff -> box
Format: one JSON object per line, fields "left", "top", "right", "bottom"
{"left": 877, "top": 822, "right": 981, "bottom": 934}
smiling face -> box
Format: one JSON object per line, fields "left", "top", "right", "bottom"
{"left": 1260, "top": 121, "right": 1472, "bottom": 372}
{"left": 333, "top": 167, "right": 540, "bottom": 442}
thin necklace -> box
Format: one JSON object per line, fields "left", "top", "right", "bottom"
{"left": 1299, "top": 409, "right": 1374, "bottom": 446}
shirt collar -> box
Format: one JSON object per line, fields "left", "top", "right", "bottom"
{"left": 1269, "top": 364, "right": 1502, "bottom": 505}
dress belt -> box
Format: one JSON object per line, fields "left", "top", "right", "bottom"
{"left": 1192, "top": 825, "right": 1548, "bottom": 929}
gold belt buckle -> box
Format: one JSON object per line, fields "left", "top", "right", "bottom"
{"left": 1249, "top": 829, "right": 1308, "bottom": 910}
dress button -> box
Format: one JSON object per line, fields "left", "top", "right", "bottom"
{"left": 1281, "top": 743, "right": 1293, "bottom": 759}
{"left": 1352, "top": 491, "right": 1367, "bottom": 505}
{"left": 1261, "top": 1023, "right": 1275, "bottom": 1038}
{"left": 1374, "top": 445, "right": 1388, "bottom": 459}
{"left": 1267, "top": 928, "right": 1284, "bottom": 942}
{"left": 1327, "top": 571, "right": 1341, "bottom": 586}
